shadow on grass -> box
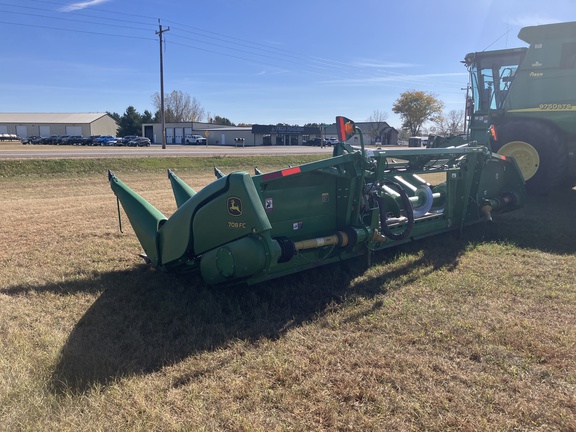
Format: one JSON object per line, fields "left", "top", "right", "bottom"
{"left": 33, "top": 233, "right": 471, "bottom": 395}
{"left": 8, "top": 189, "right": 573, "bottom": 394}
{"left": 490, "top": 188, "right": 576, "bottom": 254}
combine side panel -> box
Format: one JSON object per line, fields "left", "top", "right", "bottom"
{"left": 257, "top": 171, "right": 340, "bottom": 240}
{"left": 158, "top": 173, "right": 275, "bottom": 269}
{"left": 192, "top": 172, "right": 272, "bottom": 254}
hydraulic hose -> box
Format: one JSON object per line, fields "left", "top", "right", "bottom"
{"left": 374, "top": 180, "right": 414, "bottom": 241}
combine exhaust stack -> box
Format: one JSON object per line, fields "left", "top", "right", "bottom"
{"left": 109, "top": 116, "right": 526, "bottom": 286}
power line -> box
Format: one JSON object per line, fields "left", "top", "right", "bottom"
{"left": 164, "top": 22, "right": 364, "bottom": 73}
{"left": 0, "top": 8, "right": 156, "bottom": 34}
{"left": 0, "top": 1, "right": 155, "bottom": 28}
{"left": 22, "top": 0, "right": 158, "bottom": 22}
{"left": 20, "top": 0, "right": 358, "bottom": 72}
{"left": 2, "top": 0, "right": 467, "bottom": 91}
{"left": 0, "top": 19, "right": 155, "bottom": 41}
{"left": 1, "top": 2, "right": 391, "bottom": 78}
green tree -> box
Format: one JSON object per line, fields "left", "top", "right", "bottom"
{"left": 392, "top": 90, "right": 444, "bottom": 136}
{"left": 117, "top": 106, "right": 143, "bottom": 137}
{"left": 107, "top": 111, "right": 121, "bottom": 123}
{"left": 211, "top": 115, "right": 235, "bottom": 126}
{"left": 142, "top": 110, "right": 155, "bottom": 124}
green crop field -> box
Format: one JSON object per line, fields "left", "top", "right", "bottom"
{"left": 1, "top": 156, "right": 575, "bottom": 431}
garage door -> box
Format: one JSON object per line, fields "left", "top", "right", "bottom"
{"left": 175, "top": 128, "right": 183, "bottom": 144}
{"left": 16, "top": 126, "right": 27, "bottom": 138}
{"left": 166, "top": 128, "right": 174, "bottom": 144}
{"left": 66, "top": 126, "right": 82, "bottom": 135}
{"left": 39, "top": 126, "right": 51, "bottom": 137}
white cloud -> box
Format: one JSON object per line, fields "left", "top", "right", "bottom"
{"left": 59, "top": 0, "right": 111, "bottom": 12}
{"left": 352, "top": 61, "right": 417, "bottom": 69}
{"left": 322, "top": 72, "right": 467, "bottom": 87}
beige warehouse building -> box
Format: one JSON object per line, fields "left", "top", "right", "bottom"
{"left": 0, "top": 113, "right": 118, "bottom": 138}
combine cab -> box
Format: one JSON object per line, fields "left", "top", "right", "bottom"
{"left": 464, "top": 21, "right": 576, "bottom": 194}
{"left": 109, "top": 117, "right": 526, "bottom": 286}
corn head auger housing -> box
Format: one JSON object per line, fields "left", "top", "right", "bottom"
{"left": 109, "top": 117, "right": 527, "bottom": 286}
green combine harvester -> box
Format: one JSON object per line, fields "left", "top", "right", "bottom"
{"left": 109, "top": 117, "right": 526, "bottom": 286}
{"left": 459, "top": 21, "right": 576, "bottom": 194}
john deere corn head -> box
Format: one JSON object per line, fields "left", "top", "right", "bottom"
{"left": 109, "top": 117, "right": 526, "bottom": 286}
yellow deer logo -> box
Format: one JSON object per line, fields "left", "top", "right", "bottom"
{"left": 227, "top": 197, "right": 242, "bottom": 216}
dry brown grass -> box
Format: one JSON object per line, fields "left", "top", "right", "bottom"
{"left": 1, "top": 159, "right": 575, "bottom": 431}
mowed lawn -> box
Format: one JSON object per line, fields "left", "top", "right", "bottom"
{"left": 1, "top": 156, "right": 575, "bottom": 431}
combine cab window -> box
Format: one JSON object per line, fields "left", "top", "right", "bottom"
{"left": 468, "top": 50, "right": 527, "bottom": 112}
{"left": 561, "top": 42, "right": 576, "bottom": 68}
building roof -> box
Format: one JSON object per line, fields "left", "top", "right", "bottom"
{"left": 0, "top": 113, "right": 111, "bottom": 124}
{"left": 196, "top": 127, "right": 252, "bottom": 132}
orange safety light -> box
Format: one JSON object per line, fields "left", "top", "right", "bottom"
{"left": 336, "top": 116, "right": 355, "bottom": 142}
{"left": 345, "top": 122, "right": 354, "bottom": 135}
{"left": 489, "top": 124, "right": 498, "bottom": 141}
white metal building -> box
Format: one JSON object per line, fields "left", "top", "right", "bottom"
{"left": 144, "top": 121, "right": 398, "bottom": 147}
{"left": 143, "top": 122, "right": 323, "bottom": 146}
{"left": 0, "top": 113, "right": 118, "bottom": 138}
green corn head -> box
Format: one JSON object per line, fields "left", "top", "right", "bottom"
{"left": 109, "top": 117, "right": 526, "bottom": 285}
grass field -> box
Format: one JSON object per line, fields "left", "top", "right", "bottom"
{"left": 1, "top": 155, "right": 575, "bottom": 431}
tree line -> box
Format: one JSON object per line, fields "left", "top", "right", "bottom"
{"left": 110, "top": 89, "right": 465, "bottom": 139}
{"left": 108, "top": 90, "right": 253, "bottom": 137}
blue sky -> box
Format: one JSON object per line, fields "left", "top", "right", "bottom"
{"left": 1, "top": 0, "right": 575, "bottom": 129}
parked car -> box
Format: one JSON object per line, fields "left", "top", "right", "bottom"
{"left": 96, "top": 135, "right": 117, "bottom": 146}
{"left": 86, "top": 135, "right": 101, "bottom": 146}
{"left": 0, "top": 134, "right": 20, "bottom": 141}
{"left": 79, "top": 136, "right": 93, "bottom": 145}
{"left": 21, "top": 135, "right": 41, "bottom": 144}
{"left": 127, "top": 137, "right": 151, "bottom": 147}
{"left": 55, "top": 135, "right": 71, "bottom": 145}
{"left": 41, "top": 135, "right": 58, "bottom": 144}
{"left": 67, "top": 135, "right": 84, "bottom": 145}
{"left": 121, "top": 135, "right": 138, "bottom": 146}
{"left": 305, "top": 138, "right": 322, "bottom": 146}
{"left": 324, "top": 137, "right": 339, "bottom": 146}
{"left": 185, "top": 134, "right": 206, "bottom": 145}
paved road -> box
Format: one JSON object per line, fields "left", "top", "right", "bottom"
{"left": 0, "top": 143, "right": 334, "bottom": 159}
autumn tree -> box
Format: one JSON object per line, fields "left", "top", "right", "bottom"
{"left": 152, "top": 90, "right": 205, "bottom": 122}
{"left": 392, "top": 90, "right": 444, "bottom": 136}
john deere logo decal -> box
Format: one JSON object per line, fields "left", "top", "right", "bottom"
{"left": 227, "top": 197, "right": 242, "bottom": 216}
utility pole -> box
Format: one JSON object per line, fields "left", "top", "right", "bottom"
{"left": 156, "top": 19, "right": 170, "bottom": 149}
